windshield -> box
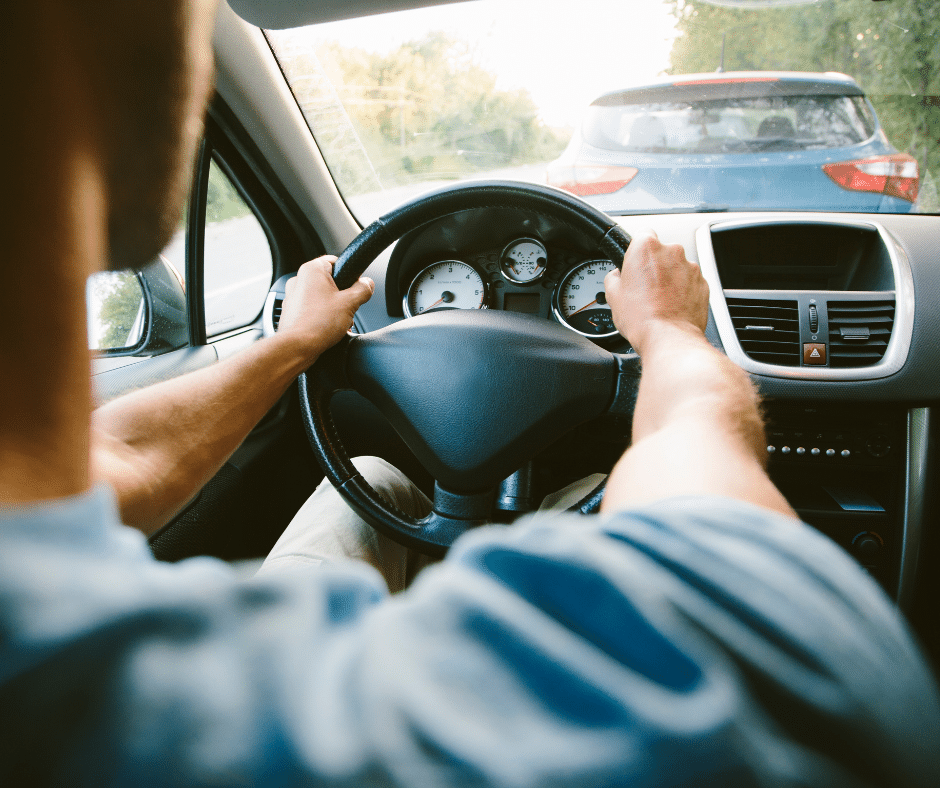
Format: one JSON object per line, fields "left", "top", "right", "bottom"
{"left": 266, "top": 0, "right": 939, "bottom": 221}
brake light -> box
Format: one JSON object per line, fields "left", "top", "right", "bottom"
{"left": 823, "top": 154, "right": 919, "bottom": 202}
{"left": 546, "top": 164, "right": 638, "bottom": 196}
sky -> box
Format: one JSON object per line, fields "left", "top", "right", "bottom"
{"left": 279, "top": 0, "right": 681, "bottom": 127}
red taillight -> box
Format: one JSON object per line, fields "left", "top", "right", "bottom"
{"left": 546, "top": 164, "right": 638, "bottom": 196}
{"left": 823, "top": 154, "right": 919, "bottom": 203}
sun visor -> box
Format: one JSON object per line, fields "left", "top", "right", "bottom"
{"left": 226, "top": 0, "right": 471, "bottom": 29}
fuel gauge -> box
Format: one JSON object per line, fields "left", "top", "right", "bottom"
{"left": 500, "top": 238, "right": 547, "bottom": 284}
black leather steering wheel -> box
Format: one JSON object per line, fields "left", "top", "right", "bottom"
{"left": 294, "top": 181, "right": 639, "bottom": 557}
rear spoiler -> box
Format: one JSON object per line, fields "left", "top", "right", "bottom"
{"left": 593, "top": 78, "right": 864, "bottom": 106}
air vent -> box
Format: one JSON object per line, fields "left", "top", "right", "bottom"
{"left": 272, "top": 298, "right": 282, "bottom": 331}
{"left": 827, "top": 300, "right": 894, "bottom": 367}
{"left": 726, "top": 297, "right": 800, "bottom": 366}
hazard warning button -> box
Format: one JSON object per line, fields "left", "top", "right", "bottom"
{"left": 803, "top": 343, "right": 827, "bottom": 365}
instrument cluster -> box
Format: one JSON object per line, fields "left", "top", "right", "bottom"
{"left": 403, "top": 237, "right": 624, "bottom": 344}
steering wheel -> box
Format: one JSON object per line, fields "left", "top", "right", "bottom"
{"left": 288, "top": 181, "right": 639, "bottom": 557}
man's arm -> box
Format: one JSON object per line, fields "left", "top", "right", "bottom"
{"left": 90, "top": 257, "right": 374, "bottom": 535}
{"left": 601, "top": 232, "right": 795, "bottom": 518}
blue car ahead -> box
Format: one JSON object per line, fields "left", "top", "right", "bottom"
{"left": 546, "top": 72, "right": 919, "bottom": 214}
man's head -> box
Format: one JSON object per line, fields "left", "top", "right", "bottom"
{"left": 86, "top": 0, "right": 219, "bottom": 270}
{"left": 88, "top": 1, "right": 219, "bottom": 270}
{"left": 4, "top": 0, "right": 218, "bottom": 271}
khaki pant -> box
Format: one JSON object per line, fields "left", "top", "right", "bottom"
{"left": 258, "top": 457, "right": 604, "bottom": 593}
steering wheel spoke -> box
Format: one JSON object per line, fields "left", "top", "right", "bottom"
{"left": 608, "top": 352, "right": 642, "bottom": 416}
{"left": 306, "top": 335, "right": 355, "bottom": 395}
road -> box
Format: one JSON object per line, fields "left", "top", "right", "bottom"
{"left": 159, "top": 215, "right": 272, "bottom": 337}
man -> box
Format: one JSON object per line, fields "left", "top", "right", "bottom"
{"left": 1, "top": 2, "right": 938, "bottom": 786}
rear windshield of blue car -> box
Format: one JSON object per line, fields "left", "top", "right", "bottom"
{"left": 582, "top": 95, "right": 877, "bottom": 154}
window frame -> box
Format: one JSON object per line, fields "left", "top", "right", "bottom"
{"left": 201, "top": 153, "right": 278, "bottom": 341}
{"left": 91, "top": 96, "right": 326, "bottom": 359}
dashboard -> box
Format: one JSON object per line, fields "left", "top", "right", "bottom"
{"left": 352, "top": 208, "right": 940, "bottom": 402}
{"left": 264, "top": 206, "right": 940, "bottom": 609}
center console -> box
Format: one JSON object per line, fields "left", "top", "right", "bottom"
{"left": 696, "top": 217, "right": 922, "bottom": 604}
{"left": 763, "top": 402, "right": 924, "bottom": 602}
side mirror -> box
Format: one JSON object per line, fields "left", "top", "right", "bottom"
{"left": 88, "top": 255, "right": 188, "bottom": 356}
{"left": 138, "top": 254, "right": 188, "bottom": 353}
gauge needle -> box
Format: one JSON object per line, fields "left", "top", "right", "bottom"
{"left": 569, "top": 299, "right": 598, "bottom": 317}
{"left": 427, "top": 297, "right": 446, "bottom": 309}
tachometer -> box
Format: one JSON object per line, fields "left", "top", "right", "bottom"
{"left": 553, "top": 259, "right": 619, "bottom": 338}
{"left": 404, "top": 260, "right": 488, "bottom": 317}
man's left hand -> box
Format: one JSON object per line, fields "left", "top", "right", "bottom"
{"left": 275, "top": 256, "right": 375, "bottom": 364}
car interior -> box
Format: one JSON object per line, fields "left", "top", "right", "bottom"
{"left": 88, "top": 0, "right": 940, "bottom": 675}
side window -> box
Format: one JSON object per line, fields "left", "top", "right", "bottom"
{"left": 87, "top": 146, "right": 274, "bottom": 358}
{"left": 203, "top": 160, "right": 273, "bottom": 337}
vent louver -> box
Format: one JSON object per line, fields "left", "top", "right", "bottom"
{"left": 827, "top": 300, "right": 894, "bottom": 367}
{"left": 726, "top": 297, "right": 800, "bottom": 366}
{"left": 272, "top": 298, "right": 283, "bottom": 331}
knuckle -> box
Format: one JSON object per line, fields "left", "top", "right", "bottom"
{"left": 638, "top": 233, "right": 660, "bottom": 251}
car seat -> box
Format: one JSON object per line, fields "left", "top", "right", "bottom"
{"left": 757, "top": 115, "right": 796, "bottom": 138}
{"left": 627, "top": 115, "right": 667, "bottom": 150}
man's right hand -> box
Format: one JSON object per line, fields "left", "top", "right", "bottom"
{"left": 603, "top": 231, "right": 709, "bottom": 356}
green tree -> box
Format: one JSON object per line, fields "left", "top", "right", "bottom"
{"left": 667, "top": 0, "right": 940, "bottom": 208}
{"left": 313, "top": 33, "right": 566, "bottom": 190}
{"left": 206, "top": 162, "right": 252, "bottom": 223}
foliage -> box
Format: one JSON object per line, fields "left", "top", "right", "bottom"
{"left": 206, "top": 162, "right": 253, "bottom": 223}
{"left": 92, "top": 271, "right": 143, "bottom": 350}
{"left": 666, "top": 0, "right": 940, "bottom": 209}
{"left": 304, "top": 33, "right": 566, "bottom": 194}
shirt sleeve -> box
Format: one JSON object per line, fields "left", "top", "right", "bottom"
{"left": 0, "top": 488, "right": 937, "bottom": 788}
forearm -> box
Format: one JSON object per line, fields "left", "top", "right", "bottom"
{"left": 601, "top": 322, "right": 794, "bottom": 517}
{"left": 91, "top": 332, "right": 321, "bottom": 534}
{"left": 90, "top": 256, "right": 374, "bottom": 535}
{"left": 630, "top": 322, "right": 765, "bottom": 455}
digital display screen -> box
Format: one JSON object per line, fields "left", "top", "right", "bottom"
{"left": 503, "top": 293, "right": 540, "bottom": 314}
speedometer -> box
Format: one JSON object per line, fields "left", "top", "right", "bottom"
{"left": 553, "top": 259, "right": 620, "bottom": 338}
{"left": 404, "top": 260, "right": 488, "bottom": 317}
